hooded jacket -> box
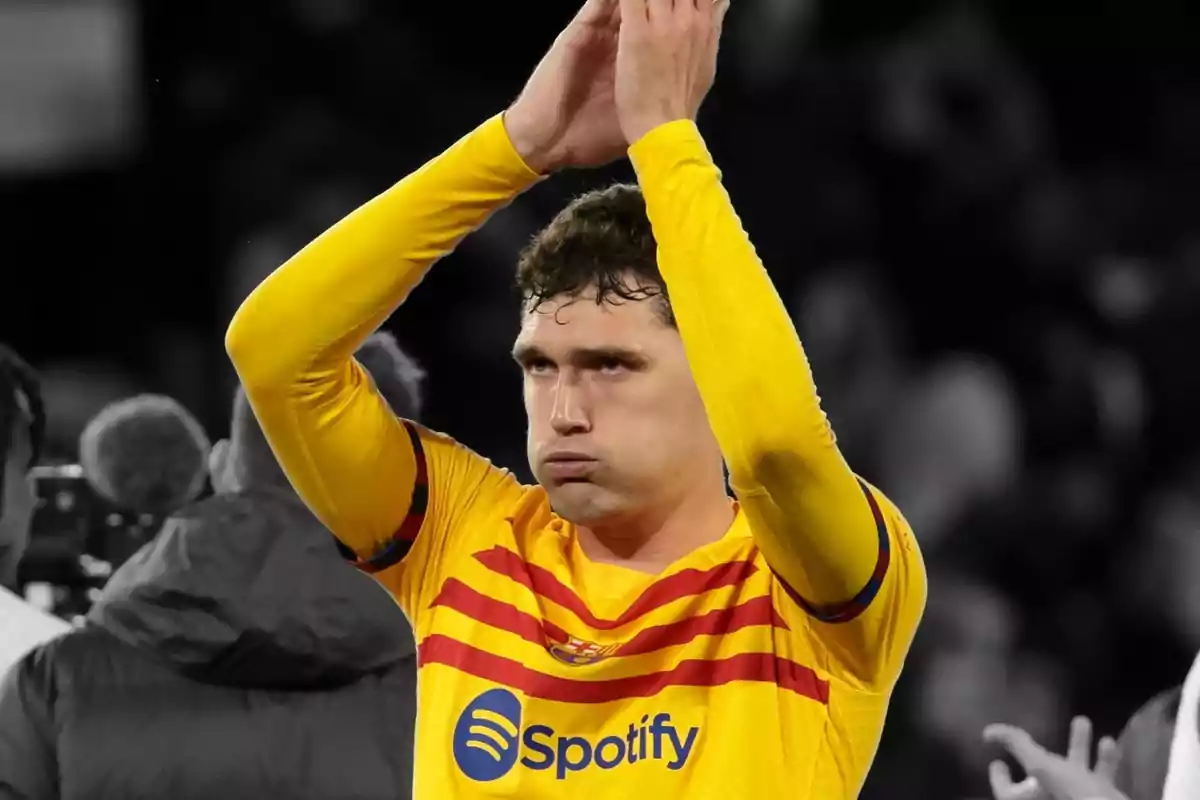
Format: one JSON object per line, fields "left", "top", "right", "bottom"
{"left": 0, "top": 488, "right": 416, "bottom": 800}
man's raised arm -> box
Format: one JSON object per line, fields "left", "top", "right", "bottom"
{"left": 225, "top": 0, "right": 630, "bottom": 568}
{"left": 627, "top": 119, "right": 926, "bottom": 685}
{"left": 613, "top": 0, "right": 925, "bottom": 687}
{"left": 630, "top": 121, "right": 925, "bottom": 684}
{"left": 226, "top": 116, "right": 539, "bottom": 557}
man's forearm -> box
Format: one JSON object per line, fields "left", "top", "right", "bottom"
{"left": 628, "top": 120, "right": 882, "bottom": 606}
{"left": 227, "top": 114, "right": 541, "bottom": 389}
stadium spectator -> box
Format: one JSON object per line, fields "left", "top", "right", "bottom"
{"left": 0, "top": 332, "right": 423, "bottom": 800}
{"left": 984, "top": 716, "right": 1126, "bottom": 800}
{"left": 0, "top": 345, "right": 70, "bottom": 675}
{"left": 982, "top": 662, "right": 1200, "bottom": 800}
{"left": 73, "top": 393, "right": 214, "bottom": 571}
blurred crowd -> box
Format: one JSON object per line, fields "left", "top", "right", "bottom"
{"left": 4, "top": 0, "right": 1200, "bottom": 798}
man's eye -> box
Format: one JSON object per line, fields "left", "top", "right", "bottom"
{"left": 597, "top": 359, "right": 626, "bottom": 373}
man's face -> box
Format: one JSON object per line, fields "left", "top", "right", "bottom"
{"left": 516, "top": 283, "right": 720, "bottom": 526}
{"left": 0, "top": 395, "right": 37, "bottom": 586}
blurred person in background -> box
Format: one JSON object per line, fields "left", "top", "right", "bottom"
{"left": 984, "top": 716, "right": 1126, "bottom": 800}
{"left": 0, "top": 346, "right": 70, "bottom": 674}
{"left": 792, "top": 265, "right": 908, "bottom": 476}
{"left": 980, "top": 652, "right": 1200, "bottom": 800}
{"left": 78, "top": 393, "right": 212, "bottom": 598}
{"left": 227, "top": 1, "right": 925, "bottom": 798}
{"left": 12, "top": 393, "right": 211, "bottom": 625}
{"left": 79, "top": 393, "right": 211, "bottom": 517}
{"left": 793, "top": 266, "right": 1022, "bottom": 546}
{"left": 0, "top": 332, "right": 423, "bottom": 800}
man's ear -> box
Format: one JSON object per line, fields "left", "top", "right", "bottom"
{"left": 208, "top": 439, "right": 235, "bottom": 494}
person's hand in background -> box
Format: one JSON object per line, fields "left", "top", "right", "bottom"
{"left": 984, "top": 716, "right": 1126, "bottom": 800}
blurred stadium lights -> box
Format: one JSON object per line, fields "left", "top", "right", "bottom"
{"left": 0, "top": 0, "right": 140, "bottom": 172}
{"left": 731, "top": 0, "right": 817, "bottom": 85}
{"left": 285, "top": 0, "right": 369, "bottom": 33}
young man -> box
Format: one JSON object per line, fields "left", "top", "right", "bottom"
{"left": 0, "top": 345, "right": 70, "bottom": 675}
{"left": 227, "top": 0, "right": 926, "bottom": 797}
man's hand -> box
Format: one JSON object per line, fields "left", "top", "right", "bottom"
{"left": 613, "top": 0, "right": 730, "bottom": 145}
{"left": 504, "top": 0, "right": 626, "bottom": 173}
{"left": 984, "top": 716, "right": 1126, "bottom": 800}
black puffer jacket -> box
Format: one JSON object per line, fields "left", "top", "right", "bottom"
{"left": 0, "top": 488, "right": 416, "bottom": 800}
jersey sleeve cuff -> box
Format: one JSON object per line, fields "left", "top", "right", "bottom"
{"left": 627, "top": 119, "right": 714, "bottom": 188}
{"left": 481, "top": 113, "right": 544, "bottom": 187}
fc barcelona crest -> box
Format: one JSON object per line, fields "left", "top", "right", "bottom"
{"left": 547, "top": 635, "right": 620, "bottom": 666}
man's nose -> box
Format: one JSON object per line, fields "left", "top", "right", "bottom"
{"left": 549, "top": 374, "right": 591, "bottom": 436}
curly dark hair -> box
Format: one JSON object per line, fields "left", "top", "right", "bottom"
{"left": 0, "top": 344, "right": 45, "bottom": 515}
{"left": 516, "top": 183, "right": 675, "bottom": 326}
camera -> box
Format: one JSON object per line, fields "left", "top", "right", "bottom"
{"left": 19, "top": 464, "right": 162, "bottom": 616}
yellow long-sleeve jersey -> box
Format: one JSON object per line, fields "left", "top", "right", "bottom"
{"left": 226, "top": 115, "right": 927, "bottom": 799}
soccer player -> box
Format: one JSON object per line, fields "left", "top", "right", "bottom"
{"left": 227, "top": 0, "right": 927, "bottom": 796}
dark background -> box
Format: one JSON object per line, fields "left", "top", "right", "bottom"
{"left": 4, "top": 0, "right": 1200, "bottom": 796}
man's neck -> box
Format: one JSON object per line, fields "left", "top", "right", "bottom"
{"left": 575, "top": 487, "right": 736, "bottom": 574}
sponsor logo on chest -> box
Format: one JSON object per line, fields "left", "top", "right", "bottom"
{"left": 452, "top": 688, "right": 700, "bottom": 782}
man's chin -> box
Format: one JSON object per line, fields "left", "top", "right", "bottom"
{"left": 543, "top": 481, "right": 622, "bottom": 525}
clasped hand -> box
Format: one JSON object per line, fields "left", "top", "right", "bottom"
{"left": 504, "top": 0, "right": 730, "bottom": 174}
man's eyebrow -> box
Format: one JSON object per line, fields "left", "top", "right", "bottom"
{"left": 571, "top": 346, "right": 649, "bottom": 366}
{"left": 511, "top": 343, "right": 546, "bottom": 364}
{"left": 512, "top": 345, "right": 649, "bottom": 366}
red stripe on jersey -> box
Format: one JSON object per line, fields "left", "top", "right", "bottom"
{"left": 430, "top": 578, "right": 570, "bottom": 646}
{"left": 614, "top": 596, "right": 790, "bottom": 656}
{"left": 431, "top": 581, "right": 789, "bottom": 657}
{"left": 418, "top": 634, "right": 830, "bottom": 704}
{"left": 472, "top": 546, "right": 758, "bottom": 629}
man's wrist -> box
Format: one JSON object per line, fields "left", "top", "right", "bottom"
{"left": 501, "top": 107, "right": 552, "bottom": 175}
{"left": 623, "top": 111, "right": 692, "bottom": 150}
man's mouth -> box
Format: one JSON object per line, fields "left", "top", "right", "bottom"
{"left": 543, "top": 454, "right": 597, "bottom": 481}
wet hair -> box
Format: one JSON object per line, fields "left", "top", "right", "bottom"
{"left": 0, "top": 345, "right": 44, "bottom": 516}
{"left": 516, "top": 183, "right": 675, "bottom": 326}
